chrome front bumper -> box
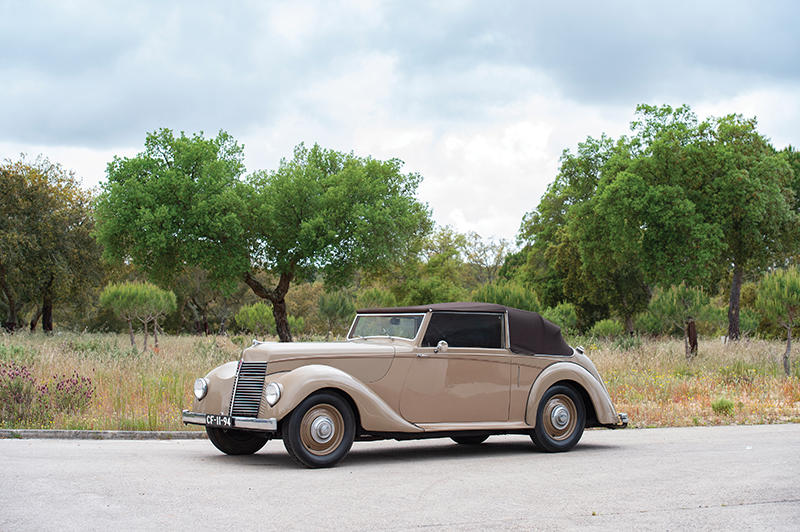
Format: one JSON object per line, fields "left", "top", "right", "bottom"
{"left": 182, "top": 410, "right": 278, "bottom": 432}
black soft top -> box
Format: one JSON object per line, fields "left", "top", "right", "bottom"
{"left": 356, "top": 302, "right": 572, "bottom": 356}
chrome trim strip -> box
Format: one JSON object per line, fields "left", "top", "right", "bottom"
{"left": 236, "top": 417, "right": 278, "bottom": 431}
{"left": 182, "top": 410, "right": 206, "bottom": 425}
{"left": 182, "top": 410, "right": 278, "bottom": 432}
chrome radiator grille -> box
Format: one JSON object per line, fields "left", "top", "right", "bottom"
{"left": 229, "top": 361, "right": 267, "bottom": 418}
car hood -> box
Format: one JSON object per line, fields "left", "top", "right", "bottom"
{"left": 241, "top": 339, "right": 407, "bottom": 363}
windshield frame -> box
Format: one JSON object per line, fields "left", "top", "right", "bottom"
{"left": 347, "top": 313, "right": 427, "bottom": 342}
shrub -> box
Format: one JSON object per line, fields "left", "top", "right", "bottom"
{"left": 0, "top": 344, "right": 36, "bottom": 364}
{"left": 634, "top": 310, "right": 666, "bottom": 336}
{"left": 318, "top": 291, "right": 356, "bottom": 335}
{"left": 356, "top": 287, "right": 397, "bottom": 309}
{"left": 288, "top": 315, "right": 306, "bottom": 335}
{"left": 589, "top": 318, "right": 624, "bottom": 339}
{"left": 234, "top": 302, "right": 276, "bottom": 336}
{"left": 613, "top": 334, "right": 642, "bottom": 351}
{"left": 540, "top": 303, "right": 578, "bottom": 335}
{"left": 46, "top": 372, "right": 94, "bottom": 414}
{"left": 470, "top": 282, "right": 540, "bottom": 312}
{"left": 0, "top": 361, "right": 93, "bottom": 426}
{"left": 711, "top": 397, "right": 735, "bottom": 416}
{"left": 0, "top": 362, "right": 42, "bottom": 424}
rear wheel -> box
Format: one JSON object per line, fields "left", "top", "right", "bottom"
{"left": 451, "top": 435, "right": 489, "bottom": 445}
{"left": 283, "top": 392, "right": 355, "bottom": 468}
{"left": 531, "top": 384, "right": 585, "bottom": 452}
{"left": 206, "top": 427, "right": 269, "bottom": 455}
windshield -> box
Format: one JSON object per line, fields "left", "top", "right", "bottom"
{"left": 348, "top": 314, "right": 425, "bottom": 340}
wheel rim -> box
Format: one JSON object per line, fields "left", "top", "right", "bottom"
{"left": 299, "top": 404, "right": 345, "bottom": 456}
{"left": 542, "top": 394, "right": 578, "bottom": 441}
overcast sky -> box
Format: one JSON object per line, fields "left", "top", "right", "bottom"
{"left": 2, "top": 0, "right": 798, "bottom": 241}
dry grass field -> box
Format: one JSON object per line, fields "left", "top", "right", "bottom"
{"left": 1, "top": 332, "right": 798, "bottom": 431}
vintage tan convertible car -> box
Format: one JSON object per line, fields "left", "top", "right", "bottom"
{"left": 183, "top": 302, "right": 627, "bottom": 467}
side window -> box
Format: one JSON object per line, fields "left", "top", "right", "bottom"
{"left": 422, "top": 313, "right": 503, "bottom": 349}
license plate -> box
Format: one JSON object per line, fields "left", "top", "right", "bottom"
{"left": 206, "top": 414, "right": 233, "bottom": 428}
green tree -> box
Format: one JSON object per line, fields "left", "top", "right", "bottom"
{"left": 318, "top": 291, "right": 356, "bottom": 338}
{"left": 520, "top": 104, "right": 799, "bottom": 339}
{"left": 647, "top": 283, "right": 710, "bottom": 359}
{"left": 698, "top": 115, "right": 798, "bottom": 340}
{"left": 0, "top": 157, "right": 102, "bottom": 332}
{"left": 518, "top": 135, "right": 615, "bottom": 315}
{"left": 243, "top": 143, "right": 430, "bottom": 340}
{"left": 95, "top": 133, "right": 431, "bottom": 342}
{"left": 463, "top": 232, "right": 509, "bottom": 286}
{"left": 756, "top": 267, "right": 800, "bottom": 375}
{"left": 100, "top": 281, "right": 176, "bottom": 350}
{"left": 234, "top": 302, "right": 276, "bottom": 337}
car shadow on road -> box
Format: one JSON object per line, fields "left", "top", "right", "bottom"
{"left": 206, "top": 438, "right": 618, "bottom": 469}
{"left": 341, "top": 440, "right": 618, "bottom": 467}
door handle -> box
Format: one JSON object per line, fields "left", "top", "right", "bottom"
{"left": 416, "top": 353, "right": 428, "bottom": 358}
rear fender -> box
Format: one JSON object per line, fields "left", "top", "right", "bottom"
{"left": 261, "top": 365, "right": 422, "bottom": 433}
{"left": 525, "top": 362, "right": 618, "bottom": 426}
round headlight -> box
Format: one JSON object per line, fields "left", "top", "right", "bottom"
{"left": 193, "top": 378, "right": 208, "bottom": 400}
{"left": 265, "top": 382, "right": 282, "bottom": 406}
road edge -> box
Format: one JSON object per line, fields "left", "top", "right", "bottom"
{"left": 0, "top": 429, "right": 207, "bottom": 440}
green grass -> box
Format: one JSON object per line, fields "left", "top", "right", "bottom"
{"left": 0, "top": 332, "right": 798, "bottom": 430}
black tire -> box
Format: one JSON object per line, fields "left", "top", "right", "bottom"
{"left": 206, "top": 427, "right": 269, "bottom": 455}
{"left": 451, "top": 435, "right": 489, "bottom": 445}
{"left": 282, "top": 391, "right": 356, "bottom": 468}
{"left": 531, "top": 384, "right": 586, "bottom": 452}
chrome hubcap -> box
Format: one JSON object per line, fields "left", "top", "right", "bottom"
{"left": 551, "top": 405, "right": 570, "bottom": 430}
{"left": 310, "top": 415, "right": 335, "bottom": 444}
{"left": 542, "top": 393, "right": 578, "bottom": 441}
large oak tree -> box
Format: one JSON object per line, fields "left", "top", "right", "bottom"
{"left": 95, "top": 131, "right": 430, "bottom": 341}
{"left": 0, "top": 157, "right": 100, "bottom": 332}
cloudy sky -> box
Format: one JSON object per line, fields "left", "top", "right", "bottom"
{"left": 2, "top": 1, "right": 798, "bottom": 241}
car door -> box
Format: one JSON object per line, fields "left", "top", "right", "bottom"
{"left": 399, "top": 312, "right": 512, "bottom": 423}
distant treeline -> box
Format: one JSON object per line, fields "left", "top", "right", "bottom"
{"left": 1, "top": 105, "right": 798, "bottom": 348}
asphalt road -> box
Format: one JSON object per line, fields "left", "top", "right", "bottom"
{"left": 1, "top": 424, "right": 798, "bottom": 531}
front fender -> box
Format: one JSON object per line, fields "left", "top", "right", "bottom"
{"left": 261, "top": 365, "right": 422, "bottom": 433}
{"left": 525, "top": 362, "right": 619, "bottom": 426}
{"left": 192, "top": 361, "right": 238, "bottom": 415}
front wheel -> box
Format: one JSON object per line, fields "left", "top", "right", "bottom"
{"left": 282, "top": 392, "right": 356, "bottom": 468}
{"left": 206, "top": 427, "right": 269, "bottom": 455}
{"left": 531, "top": 384, "right": 585, "bottom": 452}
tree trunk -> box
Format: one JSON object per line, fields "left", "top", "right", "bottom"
{"left": 624, "top": 314, "right": 634, "bottom": 335}
{"left": 727, "top": 265, "right": 743, "bottom": 341}
{"left": 273, "top": 299, "right": 292, "bottom": 342}
{"left": 42, "top": 285, "right": 54, "bottom": 333}
{"left": 687, "top": 318, "right": 698, "bottom": 358}
{"left": 683, "top": 327, "right": 690, "bottom": 360}
{"left": 784, "top": 326, "right": 792, "bottom": 377}
{"left": 189, "top": 297, "right": 209, "bottom": 335}
{"left": 244, "top": 270, "right": 295, "bottom": 342}
{"left": 127, "top": 318, "right": 136, "bottom": 347}
{"left": 0, "top": 263, "right": 18, "bottom": 332}
{"left": 153, "top": 317, "right": 159, "bottom": 349}
{"left": 29, "top": 306, "right": 42, "bottom": 332}
{"left": 142, "top": 320, "right": 149, "bottom": 352}
{"left": 178, "top": 299, "right": 188, "bottom": 334}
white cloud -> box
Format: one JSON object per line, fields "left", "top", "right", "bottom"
{"left": 1, "top": 0, "right": 799, "bottom": 244}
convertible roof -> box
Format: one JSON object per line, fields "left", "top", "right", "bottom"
{"left": 357, "top": 302, "right": 572, "bottom": 356}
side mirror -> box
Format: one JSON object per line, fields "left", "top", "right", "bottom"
{"left": 434, "top": 340, "right": 448, "bottom": 353}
